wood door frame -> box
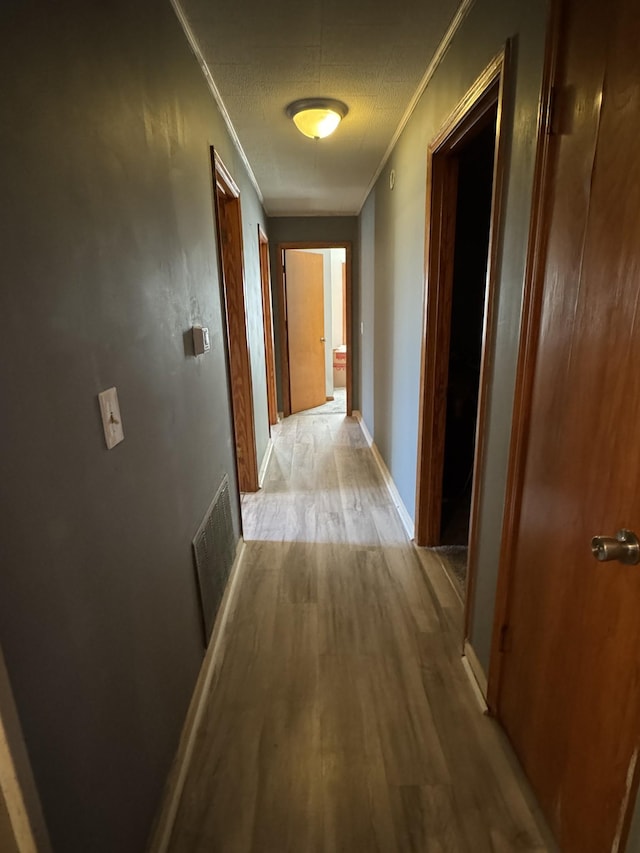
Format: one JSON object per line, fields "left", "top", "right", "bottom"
{"left": 211, "top": 149, "right": 259, "bottom": 493}
{"left": 0, "top": 646, "right": 52, "bottom": 853}
{"left": 257, "top": 225, "right": 278, "bottom": 427}
{"left": 486, "top": 4, "right": 562, "bottom": 713}
{"left": 414, "top": 49, "right": 509, "bottom": 652}
{"left": 276, "top": 242, "right": 353, "bottom": 418}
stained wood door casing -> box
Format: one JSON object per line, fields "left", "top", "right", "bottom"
{"left": 213, "top": 154, "right": 259, "bottom": 493}
{"left": 341, "top": 262, "right": 347, "bottom": 345}
{"left": 415, "top": 53, "right": 506, "bottom": 556}
{"left": 285, "top": 250, "right": 326, "bottom": 414}
{"left": 496, "top": 1, "right": 640, "bottom": 850}
{"left": 276, "top": 243, "right": 352, "bottom": 418}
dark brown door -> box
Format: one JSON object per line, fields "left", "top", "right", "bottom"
{"left": 497, "top": 1, "right": 640, "bottom": 850}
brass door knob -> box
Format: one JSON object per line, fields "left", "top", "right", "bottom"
{"left": 591, "top": 529, "right": 640, "bottom": 564}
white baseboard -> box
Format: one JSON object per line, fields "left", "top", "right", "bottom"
{"left": 462, "top": 640, "right": 489, "bottom": 712}
{"left": 352, "top": 411, "right": 415, "bottom": 541}
{"left": 258, "top": 438, "right": 274, "bottom": 488}
{"left": 147, "top": 539, "right": 247, "bottom": 853}
{"left": 352, "top": 409, "right": 373, "bottom": 446}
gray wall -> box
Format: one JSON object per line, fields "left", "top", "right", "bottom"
{"left": 237, "top": 187, "right": 272, "bottom": 471}
{"left": 266, "top": 216, "right": 360, "bottom": 411}
{"left": 357, "top": 0, "right": 548, "bottom": 674}
{"left": 358, "top": 195, "right": 377, "bottom": 433}
{"left": 0, "top": 1, "right": 268, "bottom": 850}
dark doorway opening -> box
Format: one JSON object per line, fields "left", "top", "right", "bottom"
{"left": 439, "top": 118, "right": 497, "bottom": 567}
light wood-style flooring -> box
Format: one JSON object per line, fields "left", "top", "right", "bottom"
{"left": 168, "top": 412, "right": 553, "bottom": 852}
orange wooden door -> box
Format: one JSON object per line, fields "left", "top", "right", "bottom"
{"left": 497, "top": 1, "right": 640, "bottom": 850}
{"left": 285, "top": 250, "right": 326, "bottom": 413}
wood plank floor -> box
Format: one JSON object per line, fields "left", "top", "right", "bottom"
{"left": 168, "top": 413, "right": 555, "bottom": 852}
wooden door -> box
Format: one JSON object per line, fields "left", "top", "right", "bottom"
{"left": 496, "top": 1, "right": 640, "bottom": 850}
{"left": 285, "top": 250, "right": 326, "bottom": 414}
{"left": 341, "top": 262, "right": 347, "bottom": 345}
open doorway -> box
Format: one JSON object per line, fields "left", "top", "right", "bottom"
{"left": 276, "top": 243, "right": 352, "bottom": 418}
{"left": 438, "top": 119, "right": 496, "bottom": 590}
{"left": 415, "top": 53, "right": 507, "bottom": 616}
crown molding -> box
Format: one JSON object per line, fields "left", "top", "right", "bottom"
{"left": 170, "top": 0, "right": 265, "bottom": 207}
{"left": 358, "top": 0, "right": 476, "bottom": 213}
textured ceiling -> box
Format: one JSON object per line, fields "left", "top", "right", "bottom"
{"left": 176, "top": 0, "right": 463, "bottom": 216}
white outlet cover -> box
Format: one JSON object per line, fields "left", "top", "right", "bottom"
{"left": 98, "top": 387, "right": 124, "bottom": 449}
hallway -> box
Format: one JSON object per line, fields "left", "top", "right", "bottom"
{"left": 167, "top": 411, "right": 551, "bottom": 852}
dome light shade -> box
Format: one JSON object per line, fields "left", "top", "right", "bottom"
{"left": 286, "top": 98, "right": 348, "bottom": 140}
{"left": 293, "top": 108, "right": 341, "bottom": 139}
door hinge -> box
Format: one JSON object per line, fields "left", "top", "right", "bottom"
{"left": 499, "top": 624, "right": 512, "bottom": 653}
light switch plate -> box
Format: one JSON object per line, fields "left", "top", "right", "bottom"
{"left": 192, "top": 326, "right": 211, "bottom": 356}
{"left": 98, "top": 387, "right": 124, "bottom": 449}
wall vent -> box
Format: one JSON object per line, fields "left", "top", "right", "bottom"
{"left": 192, "top": 475, "right": 236, "bottom": 644}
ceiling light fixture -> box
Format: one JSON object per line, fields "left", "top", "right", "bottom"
{"left": 286, "top": 98, "right": 349, "bottom": 140}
